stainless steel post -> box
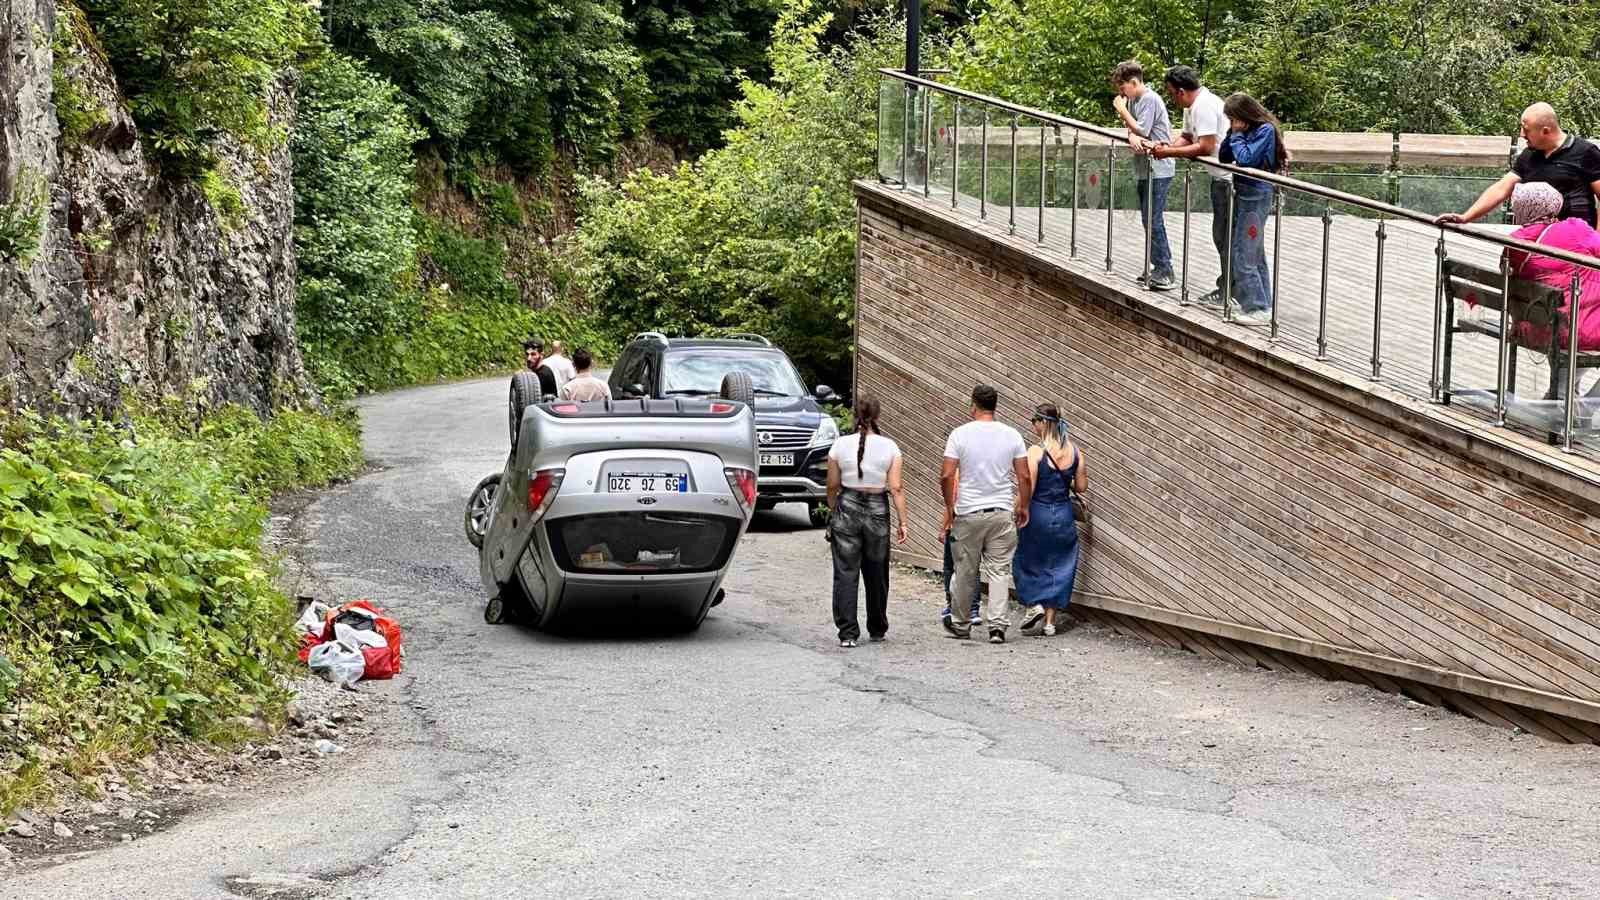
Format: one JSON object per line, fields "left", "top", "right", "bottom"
{"left": 876, "top": 79, "right": 883, "bottom": 181}
{"left": 1008, "top": 116, "right": 1019, "bottom": 235}
{"left": 1317, "top": 203, "right": 1332, "bottom": 358}
{"left": 1104, "top": 140, "right": 1115, "bottom": 274}
{"left": 1222, "top": 180, "right": 1236, "bottom": 322}
{"left": 979, "top": 113, "right": 989, "bottom": 220}
{"left": 1069, "top": 131, "right": 1080, "bottom": 256}
{"left": 1142, "top": 168, "right": 1154, "bottom": 285}
{"left": 922, "top": 87, "right": 933, "bottom": 198}
{"left": 1430, "top": 232, "right": 1446, "bottom": 401}
{"left": 1371, "top": 216, "right": 1388, "bottom": 381}
{"left": 900, "top": 84, "right": 910, "bottom": 189}
{"left": 1270, "top": 189, "right": 1283, "bottom": 340}
{"left": 951, "top": 100, "right": 960, "bottom": 209}
{"left": 1494, "top": 256, "right": 1512, "bottom": 425}
{"left": 1564, "top": 271, "right": 1583, "bottom": 452}
{"left": 1180, "top": 163, "right": 1191, "bottom": 305}
{"left": 1038, "top": 125, "right": 1048, "bottom": 243}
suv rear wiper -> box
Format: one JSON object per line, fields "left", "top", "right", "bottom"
{"left": 752, "top": 389, "right": 792, "bottom": 397}
{"left": 662, "top": 389, "right": 718, "bottom": 396}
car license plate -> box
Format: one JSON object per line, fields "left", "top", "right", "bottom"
{"left": 607, "top": 473, "right": 685, "bottom": 493}
{"left": 759, "top": 453, "right": 793, "bottom": 467}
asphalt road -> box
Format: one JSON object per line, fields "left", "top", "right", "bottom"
{"left": 10, "top": 378, "right": 1600, "bottom": 899}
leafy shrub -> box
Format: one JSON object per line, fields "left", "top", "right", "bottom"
{"left": 52, "top": 2, "right": 111, "bottom": 148}
{"left": 576, "top": 4, "right": 907, "bottom": 391}
{"left": 628, "top": 0, "right": 779, "bottom": 151}
{"left": 293, "top": 51, "right": 424, "bottom": 352}
{"left": 80, "top": 0, "right": 316, "bottom": 173}
{"left": 0, "top": 168, "right": 47, "bottom": 265}
{"left": 0, "top": 403, "right": 361, "bottom": 811}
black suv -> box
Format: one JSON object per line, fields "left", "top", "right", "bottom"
{"left": 608, "top": 333, "right": 839, "bottom": 525}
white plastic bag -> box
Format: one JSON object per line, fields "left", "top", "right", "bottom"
{"left": 295, "top": 600, "right": 333, "bottom": 636}
{"left": 307, "top": 640, "right": 366, "bottom": 686}
{"left": 334, "top": 621, "right": 388, "bottom": 649}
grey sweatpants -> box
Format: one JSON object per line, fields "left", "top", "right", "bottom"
{"left": 949, "top": 509, "right": 1017, "bottom": 631}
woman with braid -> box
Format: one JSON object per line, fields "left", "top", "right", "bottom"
{"left": 1014, "top": 402, "right": 1087, "bottom": 637}
{"left": 825, "top": 398, "right": 909, "bottom": 647}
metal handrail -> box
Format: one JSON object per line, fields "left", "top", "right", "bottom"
{"left": 878, "top": 67, "right": 1600, "bottom": 273}
{"left": 877, "top": 68, "right": 1600, "bottom": 454}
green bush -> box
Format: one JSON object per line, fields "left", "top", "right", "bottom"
{"left": 80, "top": 0, "right": 316, "bottom": 173}
{"left": 293, "top": 51, "right": 425, "bottom": 352}
{"left": 576, "top": 4, "right": 907, "bottom": 391}
{"left": 0, "top": 403, "right": 361, "bottom": 812}
{"left": 0, "top": 168, "right": 47, "bottom": 265}
{"left": 52, "top": 2, "right": 111, "bottom": 149}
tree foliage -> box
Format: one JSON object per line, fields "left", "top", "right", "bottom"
{"left": 628, "top": 0, "right": 781, "bottom": 151}
{"left": 577, "top": 4, "right": 906, "bottom": 389}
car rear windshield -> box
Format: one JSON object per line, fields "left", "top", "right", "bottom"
{"left": 548, "top": 512, "right": 738, "bottom": 574}
{"left": 662, "top": 350, "right": 806, "bottom": 397}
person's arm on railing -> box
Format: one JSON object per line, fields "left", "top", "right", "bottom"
{"left": 1150, "top": 133, "right": 1216, "bottom": 161}
{"left": 1436, "top": 172, "right": 1520, "bottom": 225}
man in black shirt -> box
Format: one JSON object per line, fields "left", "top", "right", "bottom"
{"left": 1437, "top": 103, "right": 1600, "bottom": 228}
{"left": 523, "top": 338, "right": 558, "bottom": 397}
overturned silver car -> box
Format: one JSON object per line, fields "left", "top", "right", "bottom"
{"left": 476, "top": 397, "right": 758, "bottom": 631}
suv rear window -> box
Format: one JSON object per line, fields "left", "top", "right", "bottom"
{"left": 547, "top": 512, "right": 739, "bottom": 574}
{"left": 662, "top": 350, "right": 806, "bottom": 397}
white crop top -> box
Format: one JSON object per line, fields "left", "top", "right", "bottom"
{"left": 828, "top": 432, "right": 901, "bottom": 489}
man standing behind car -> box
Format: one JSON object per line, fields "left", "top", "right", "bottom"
{"left": 524, "top": 338, "right": 558, "bottom": 398}
{"left": 544, "top": 340, "right": 578, "bottom": 388}
{"left": 941, "top": 384, "right": 1032, "bottom": 644}
{"left": 558, "top": 348, "right": 612, "bottom": 402}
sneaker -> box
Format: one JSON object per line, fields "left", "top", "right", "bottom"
{"left": 869, "top": 634, "right": 885, "bottom": 643}
{"left": 942, "top": 615, "right": 971, "bottom": 639}
{"left": 1020, "top": 608, "right": 1045, "bottom": 632}
{"left": 1148, "top": 273, "right": 1176, "bottom": 292}
{"left": 1043, "top": 623, "right": 1057, "bottom": 637}
{"left": 969, "top": 614, "right": 982, "bottom": 627}
{"left": 839, "top": 638, "right": 857, "bottom": 648}
{"left": 1195, "top": 289, "right": 1225, "bottom": 309}
{"left": 1235, "top": 308, "right": 1271, "bottom": 327}
{"left": 988, "top": 629, "right": 1006, "bottom": 644}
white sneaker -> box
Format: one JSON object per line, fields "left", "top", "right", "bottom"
{"left": 1020, "top": 607, "right": 1045, "bottom": 632}
{"left": 1234, "top": 308, "right": 1271, "bottom": 327}
{"left": 1043, "top": 623, "right": 1057, "bottom": 637}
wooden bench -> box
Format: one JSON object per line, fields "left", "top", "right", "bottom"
{"left": 1440, "top": 257, "right": 1600, "bottom": 407}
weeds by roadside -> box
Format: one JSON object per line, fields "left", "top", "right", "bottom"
{"left": 0, "top": 400, "right": 362, "bottom": 815}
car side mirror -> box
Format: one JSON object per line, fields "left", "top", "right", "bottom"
{"left": 814, "top": 384, "right": 837, "bottom": 403}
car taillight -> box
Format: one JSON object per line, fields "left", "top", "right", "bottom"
{"left": 709, "top": 402, "right": 735, "bottom": 414}
{"left": 724, "top": 467, "right": 756, "bottom": 508}
{"left": 527, "top": 468, "right": 565, "bottom": 517}
{"left": 551, "top": 402, "right": 580, "bottom": 414}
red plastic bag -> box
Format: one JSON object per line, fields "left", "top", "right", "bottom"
{"left": 318, "top": 600, "right": 404, "bottom": 678}
{"left": 296, "top": 631, "right": 323, "bottom": 663}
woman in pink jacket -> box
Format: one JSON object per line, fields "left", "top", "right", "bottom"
{"left": 1505, "top": 182, "right": 1600, "bottom": 398}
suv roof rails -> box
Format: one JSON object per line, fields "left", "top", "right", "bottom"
{"left": 634, "top": 331, "right": 670, "bottom": 344}
{"left": 723, "top": 332, "right": 772, "bottom": 346}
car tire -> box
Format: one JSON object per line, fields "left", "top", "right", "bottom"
{"left": 485, "top": 576, "right": 533, "bottom": 626}
{"left": 808, "top": 503, "right": 829, "bottom": 528}
{"left": 464, "top": 473, "right": 500, "bottom": 549}
{"left": 719, "top": 370, "right": 755, "bottom": 405}
{"left": 509, "top": 371, "right": 540, "bottom": 449}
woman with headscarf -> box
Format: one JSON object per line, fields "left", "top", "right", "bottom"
{"left": 1505, "top": 181, "right": 1600, "bottom": 398}
{"left": 1013, "top": 403, "right": 1087, "bottom": 637}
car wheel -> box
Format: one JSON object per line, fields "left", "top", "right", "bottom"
{"left": 719, "top": 370, "right": 755, "bottom": 405}
{"left": 464, "top": 473, "right": 500, "bottom": 549}
{"left": 808, "top": 503, "right": 829, "bottom": 528}
{"left": 485, "top": 576, "right": 533, "bottom": 626}
{"left": 509, "top": 371, "right": 540, "bottom": 449}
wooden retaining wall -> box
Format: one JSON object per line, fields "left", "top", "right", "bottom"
{"left": 853, "top": 181, "right": 1600, "bottom": 736}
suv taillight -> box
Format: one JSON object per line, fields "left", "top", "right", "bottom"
{"left": 527, "top": 468, "right": 565, "bottom": 518}
{"left": 724, "top": 467, "right": 756, "bottom": 509}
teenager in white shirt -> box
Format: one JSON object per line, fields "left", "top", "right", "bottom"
{"left": 825, "top": 398, "right": 909, "bottom": 647}
{"left": 940, "top": 384, "right": 1032, "bottom": 643}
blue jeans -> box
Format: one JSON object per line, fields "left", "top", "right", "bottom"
{"left": 941, "top": 532, "right": 981, "bottom": 622}
{"left": 1228, "top": 189, "right": 1273, "bottom": 313}
{"left": 1136, "top": 177, "right": 1173, "bottom": 279}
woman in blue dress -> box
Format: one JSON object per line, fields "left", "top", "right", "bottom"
{"left": 1014, "top": 403, "right": 1087, "bottom": 636}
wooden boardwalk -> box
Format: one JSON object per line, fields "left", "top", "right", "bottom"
{"left": 903, "top": 179, "right": 1600, "bottom": 459}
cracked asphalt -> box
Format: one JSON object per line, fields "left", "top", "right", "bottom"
{"left": 9, "top": 377, "right": 1600, "bottom": 899}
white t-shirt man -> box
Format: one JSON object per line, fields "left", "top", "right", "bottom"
{"left": 1182, "top": 87, "right": 1231, "bottom": 182}
{"left": 544, "top": 353, "right": 577, "bottom": 388}
{"left": 942, "top": 420, "right": 1028, "bottom": 513}
{"left": 828, "top": 432, "right": 901, "bottom": 490}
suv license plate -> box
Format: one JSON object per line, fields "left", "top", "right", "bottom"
{"left": 607, "top": 473, "right": 685, "bottom": 493}
{"left": 759, "top": 453, "right": 794, "bottom": 467}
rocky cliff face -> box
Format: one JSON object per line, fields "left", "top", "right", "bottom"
{"left": 0, "top": 0, "right": 308, "bottom": 415}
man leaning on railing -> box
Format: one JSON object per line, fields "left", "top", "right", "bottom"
{"left": 1436, "top": 103, "right": 1600, "bottom": 229}
{"left": 1150, "top": 65, "right": 1233, "bottom": 308}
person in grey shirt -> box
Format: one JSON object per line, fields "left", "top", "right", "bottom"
{"left": 1112, "top": 60, "right": 1176, "bottom": 291}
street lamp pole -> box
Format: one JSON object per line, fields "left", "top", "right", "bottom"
{"left": 906, "top": 0, "right": 920, "bottom": 76}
